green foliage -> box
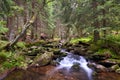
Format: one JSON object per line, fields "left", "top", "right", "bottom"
{"left": 0, "top": 40, "right": 9, "bottom": 49}
{"left": 93, "top": 48, "right": 119, "bottom": 59}
{"left": 0, "top": 21, "right": 8, "bottom": 33}
{"left": 106, "top": 34, "right": 120, "bottom": 43}
{"left": 2, "top": 61, "right": 14, "bottom": 69}
{"left": 0, "top": 51, "right": 7, "bottom": 64}
{"left": 0, "top": 0, "right": 24, "bottom": 17}
{"left": 94, "top": 49, "right": 112, "bottom": 55}
{"left": 0, "top": 51, "right": 26, "bottom": 71}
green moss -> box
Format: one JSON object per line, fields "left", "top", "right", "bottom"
{"left": 70, "top": 37, "right": 92, "bottom": 44}
{"left": 116, "top": 68, "right": 120, "bottom": 73}
{"left": 111, "top": 64, "right": 119, "bottom": 71}
{"left": 16, "top": 41, "right": 26, "bottom": 49}
{"left": 106, "top": 34, "right": 120, "bottom": 43}
{"left": 93, "top": 49, "right": 120, "bottom": 59}
{"left": 89, "top": 44, "right": 101, "bottom": 51}
{"left": 96, "top": 40, "right": 105, "bottom": 47}
{"left": 94, "top": 49, "right": 111, "bottom": 55}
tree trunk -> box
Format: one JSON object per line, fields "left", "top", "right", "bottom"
{"left": 7, "top": 16, "right": 15, "bottom": 41}
{"left": 22, "top": 1, "right": 27, "bottom": 41}
{"left": 9, "top": 14, "right": 37, "bottom": 47}
{"left": 102, "top": 1, "right": 107, "bottom": 38}
{"left": 92, "top": 0, "right": 100, "bottom": 42}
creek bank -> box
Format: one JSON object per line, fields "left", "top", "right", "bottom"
{"left": 25, "top": 40, "right": 120, "bottom": 74}
{"left": 1, "top": 39, "right": 120, "bottom": 80}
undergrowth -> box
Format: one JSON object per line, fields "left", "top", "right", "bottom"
{"left": 0, "top": 51, "right": 27, "bottom": 72}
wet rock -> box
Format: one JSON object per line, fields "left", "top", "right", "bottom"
{"left": 87, "top": 62, "right": 96, "bottom": 68}
{"left": 90, "top": 54, "right": 110, "bottom": 61}
{"left": 66, "top": 47, "right": 74, "bottom": 52}
{"left": 71, "top": 62, "right": 80, "bottom": 71}
{"left": 53, "top": 49, "right": 67, "bottom": 59}
{"left": 95, "top": 64, "right": 107, "bottom": 72}
{"left": 92, "top": 71, "right": 97, "bottom": 76}
{"left": 50, "top": 60, "right": 59, "bottom": 66}
{"left": 56, "top": 57, "right": 64, "bottom": 62}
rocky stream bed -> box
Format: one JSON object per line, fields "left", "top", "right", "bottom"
{"left": 0, "top": 40, "right": 120, "bottom": 80}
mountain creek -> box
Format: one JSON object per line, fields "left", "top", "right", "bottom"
{"left": 0, "top": 41, "right": 120, "bottom": 80}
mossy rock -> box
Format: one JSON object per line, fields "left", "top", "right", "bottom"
{"left": 24, "top": 46, "right": 46, "bottom": 56}
{"left": 32, "top": 52, "right": 54, "bottom": 66}
{"left": 26, "top": 40, "right": 46, "bottom": 47}
{"left": 16, "top": 42, "right": 26, "bottom": 49}
{"left": 96, "top": 58, "right": 120, "bottom": 68}
{"left": 71, "top": 62, "right": 80, "bottom": 71}
{"left": 104, "top": 59, "right": 120, "bottom": 65}
{"left": 110, "top": 64, "right": 119, "bottom": 71}
{"left": 116, "top": 68, "right": 120, "bottom": 73}
{"left": 53, "top": 49, "right": 61, "bottom": 55}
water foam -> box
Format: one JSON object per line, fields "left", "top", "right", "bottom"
{"left": 56, "top": 50, "right": 93, "bottom": 80}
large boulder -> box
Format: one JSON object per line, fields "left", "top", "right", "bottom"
{"left": 31, "top": 52, "right": 54, "bottom": 66}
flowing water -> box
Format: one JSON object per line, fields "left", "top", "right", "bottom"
{"left": 56, "top": 50, "right": 93, "bottom": 80}
{"left": 1, "top": 50, "right": 120, "bottom": 80}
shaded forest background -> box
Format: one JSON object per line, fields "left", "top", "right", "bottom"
{"left": 0, "top": 0, "right": 120, "bottom": 43}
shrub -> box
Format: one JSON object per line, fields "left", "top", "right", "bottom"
{"left": 0, "top": 51, "right": 26, "bottom": 71}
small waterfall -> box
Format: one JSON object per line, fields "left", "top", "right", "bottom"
{"left": 56, "top": 50, "right": 93, "bottom": 80}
